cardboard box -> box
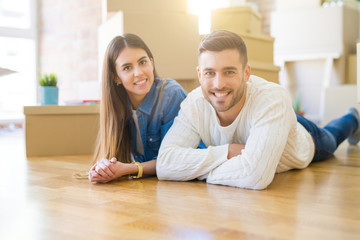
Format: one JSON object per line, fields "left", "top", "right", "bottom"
{"left": 347, "top": 54, "right": 356, "bottom": 84}
{"left": 98, "top": 11, "right": 199, "bottom": 82}
{"left": 24, "top": 105, "right": 99, "bottom": 157}
{"left": 250, "top": 61, "right": 280, "bottom": 84}
{"left": 242, "top": 33, "right": 275, "bottom": 64}
{"left": 211, "top": 6, "right": 262, "bottom": 35}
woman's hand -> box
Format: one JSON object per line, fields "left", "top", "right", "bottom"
{"left": 88, "top": 158, "right": 133, "bottom": 183}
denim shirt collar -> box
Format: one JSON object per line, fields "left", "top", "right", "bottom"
{"left": 128, "top": 78, "right": 158, "bottom": 115}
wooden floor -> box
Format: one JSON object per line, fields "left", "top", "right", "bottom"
{"left": 1, "top": 128, "right": 360, "bottom": 240}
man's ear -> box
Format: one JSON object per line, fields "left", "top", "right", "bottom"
{"left": 244, "top": 64, "right": 251, "bottom": 82}
{"left": 197, "top": 66, "right": 202, "bottom": 84}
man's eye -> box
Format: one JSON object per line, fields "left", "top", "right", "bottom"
{"left": 205, "top": 72, "right": 214, "bottom": 76}
{"left": 225, "top": 71, "right": 235, "bottom": 75}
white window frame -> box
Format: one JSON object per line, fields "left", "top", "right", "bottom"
{"left": 0, "top": 0, "right": 38, "bottom": 124}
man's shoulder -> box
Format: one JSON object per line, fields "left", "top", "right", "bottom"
{"left": 183, "top": 87, "right": 205, "bottom": 105}
{"left": 248, "top": 75, "right": 288, "bottom": 95}
{"left": 179, "top": 87, "right": 209, "bottom": 112}
{"left": 187, "top": 86, "right": 203, "bottom": 97}
{"left": 178, "top": 87, "right": 213, "bottom": 123}
{"left": 247, "top": 75, "right": 292, "bottom": 110}
{"left": 249, "top": 75, "right": 279, "bottom": 87}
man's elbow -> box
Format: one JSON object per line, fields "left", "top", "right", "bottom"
{"left": 207, "top": 172, "right": 274, "bottom": 190}
{"left": 242, "top": 173, "right": 274, "bottom": 190}
{"left": 249, "top": 181, "right": 271, "bottom": 190}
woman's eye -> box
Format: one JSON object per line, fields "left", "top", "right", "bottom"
{"left": 123, "top": 66, "right": 131, "bottom": 71}
{"left": 140, "top": 60, "right": 147, "bottom": 65}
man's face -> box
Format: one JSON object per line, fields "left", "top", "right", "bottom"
{"left": 197, "top": 49, "right": 250, "bottom": 114}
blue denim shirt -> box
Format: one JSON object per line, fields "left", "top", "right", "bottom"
{"left": 130, "top": 78, "right": 187, "bottom": 162}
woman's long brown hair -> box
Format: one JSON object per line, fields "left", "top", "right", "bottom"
{"left": 93, "top": 34, "right": 158, "bottom": 164}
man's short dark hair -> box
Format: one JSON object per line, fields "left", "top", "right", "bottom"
{"left": 198, "top": 30, "right": 248, "bottom": 67}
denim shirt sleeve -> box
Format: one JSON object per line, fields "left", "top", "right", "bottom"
{"left": 160, "top": 81, "right": 187, "bottom": 140}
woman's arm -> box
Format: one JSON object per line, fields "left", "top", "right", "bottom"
{"left": 88, "top": 158, "right": 156, "bottom": 183}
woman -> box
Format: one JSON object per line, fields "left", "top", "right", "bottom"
{"left": 88, "top": 34, "right": 187, "bottom": 183}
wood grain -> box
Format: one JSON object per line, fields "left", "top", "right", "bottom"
{"left": 1, "top": 129, "right": 359, "bottom": 240}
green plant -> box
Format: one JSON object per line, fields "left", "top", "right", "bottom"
{"left": 293, "top": 91, "right": 302, "bottom": 114}
{"left": 39, "top": 73, "right": 57, "bottom": 86}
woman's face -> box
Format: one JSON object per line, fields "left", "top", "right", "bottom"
{"left": 115, "top": 47, "right": 154, "bottom": 108}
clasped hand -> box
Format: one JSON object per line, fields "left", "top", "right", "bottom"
{"left": 88, "top": 158, "right": 129, "bottom": 183}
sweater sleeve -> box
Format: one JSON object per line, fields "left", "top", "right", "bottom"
{"left": 157, "top": 84, "right": 296, "bottom": 190}
{"left": 206, "top": 88, "right": 295, "bottom": 190}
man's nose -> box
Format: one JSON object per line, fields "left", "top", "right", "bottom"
{"left": 213, "top": 74, "right": 225, "bottom": 89}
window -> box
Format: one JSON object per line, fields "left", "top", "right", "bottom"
{"left": 187, "top": 0, "right": 231, "bottom": 34}
{"left": 0, "top": 0, "right": 31, "bottom": 29}
{"left": 0, "top": 0, "right": 37, "bottom": 123}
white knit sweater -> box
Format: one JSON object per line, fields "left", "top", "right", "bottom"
{"left": 157, "top": 76, "right": 315, "bottom": 190}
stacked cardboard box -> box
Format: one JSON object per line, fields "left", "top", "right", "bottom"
{"left": 211, "top": 6, "right": 280, "bottom": 84}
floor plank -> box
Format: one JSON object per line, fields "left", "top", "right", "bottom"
{"left": 0, "top": 128, "right": 359, "bottom": 240}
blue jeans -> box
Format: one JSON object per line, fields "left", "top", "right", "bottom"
{"left": 296, "top": 113, "right": 358, "bottom": 162}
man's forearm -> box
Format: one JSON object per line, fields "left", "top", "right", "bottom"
{"left": 157, "top": 144, "right": 229, "bottom": 181}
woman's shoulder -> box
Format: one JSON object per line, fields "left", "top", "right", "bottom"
{"left": 162, "top": 78, "right": 185, "bottom": 90}
{"left": 155, "top": 78, "right": 187, "bottom": 96}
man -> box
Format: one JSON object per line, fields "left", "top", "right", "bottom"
{"left": 156, "top": 30, "right": 360, "bottom": 190}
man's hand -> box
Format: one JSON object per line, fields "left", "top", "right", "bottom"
{"left": 227, "top": 144, "right": 245, "bottom": 159}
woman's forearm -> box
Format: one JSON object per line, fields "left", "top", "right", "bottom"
{"left": 141, "top": 159, "right": 157, "bottom": 176}
{"left": 128, "top": 159, "right": 157, "bottom": 177}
